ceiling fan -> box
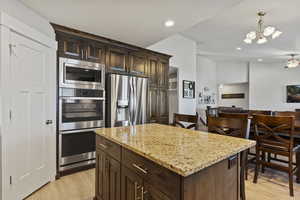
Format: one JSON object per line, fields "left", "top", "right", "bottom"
{"left": 285, "top": 54, "right": 300, "bottom": 68}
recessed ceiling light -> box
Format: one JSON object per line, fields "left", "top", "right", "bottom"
{"left": 165, "top": 20, "right": 175, "bottom": 27}
{"left": 236, "top": 47, "right": 242, "bottom": 50}
{"left": 258, "top": 58, "right": 263, "bottom": 62}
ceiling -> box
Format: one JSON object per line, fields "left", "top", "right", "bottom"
{"left": 21, "top": 0, "right": 242, "bottom": 47}
{"left": 182, "top": 0, "right": 300, "bottom": 62}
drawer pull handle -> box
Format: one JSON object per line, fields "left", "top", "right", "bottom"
{"left": 132, "top": 163, "right": 148, "bottom": 174}
{"left": 99, "top": 143, "right": 107, "bottom": 149}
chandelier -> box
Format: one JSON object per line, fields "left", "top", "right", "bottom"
{"left": 244, "top": 11, "right": 282, "bottom": 44}
{"left": 285, "top": 54, "right": 299, "bottom": 68}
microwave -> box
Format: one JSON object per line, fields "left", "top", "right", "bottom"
{"left": 59, "top": 58, "right": 105, "bottom": 90}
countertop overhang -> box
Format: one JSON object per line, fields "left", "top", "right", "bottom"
{"left": 94, "top": 124, "right": 256, "bottom": 177}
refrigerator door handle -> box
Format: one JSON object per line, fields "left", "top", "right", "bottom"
{"left": 129, "top": 77, "right": 134, "bottom": 126}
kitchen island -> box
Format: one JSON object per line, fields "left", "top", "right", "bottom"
{"left": 94, "top": 124, "right": 256, "bottom": 200}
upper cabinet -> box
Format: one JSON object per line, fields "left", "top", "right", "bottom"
{"left": 85, "top": 40, "right": 105, "bottom": 63}
{"left": 157, "top": 59, "right": 169, "bottom": 88}
{"left": 53, "top": 24, "right": 171, "bottom": 124}
{"left": 129, "top": 51, "right": 147, "bottom": 75}
{"left": 106, "top": 46, "right": 129, "bottom": 72}
{"left": 57, "top": 33, "right": 82, "bottom": 60}
{"left": 147, "top": 55, "right": 159, "bottom": 87}
{"left": 57, "top": 32, "right": 105, "bottom": 64}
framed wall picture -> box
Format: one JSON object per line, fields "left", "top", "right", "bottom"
{"left": 221, "top": 93, "right": 245, "bottom": 99}
{"left": 287, "top": 85, "right": 300, "bottom": 103}
{"left": 183, "top": 80, "right": 195, "bottom": 99}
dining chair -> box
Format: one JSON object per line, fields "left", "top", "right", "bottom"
{"left": 173, "top": 113, "right": 199, "bottom": 130}
{"left": 207, "top": 115, "right": 249, "bottom": 200}
{"left": 248, "top": 110, "right": 272, "bottom": 116}
{"left": 275, "top": 111, "right": 300, "bottom": 120}
{"left": 252, "top": 114, "right": 300, "bottom": 197}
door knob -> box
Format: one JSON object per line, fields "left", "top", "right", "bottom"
{"left": 45, "top": 120, "right": 53, "bottom": 125}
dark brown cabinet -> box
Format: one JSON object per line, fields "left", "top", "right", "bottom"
{"left": 144, "top": 183, "right": 171, "bottom": 200}
{"left": 148, "top": 88, "right": 158, "bottom": 123}
{"left": 121, "top": 166, "right": 143, "bottom": 200}
{"left": 96, "top": 148, "right": 121, "bottom": 200}
{"left": 96, "top": 149, "right": 106, "bottom": 200}
{"left": 157, "top": 59, "right": 169, "bottom": 88}
{"left": 57, "top": 32, "right": 105, "bottom": 63}
{"left": 106, "top": 47, "right": 129, "bottom": 72}
{"left": 57, "top": 33, "right": 82, "bottom": 60}
{"left": 53, "top": 24, "right": 171, "bottom": 125}
{"left": 129, "top": 52, "right": 147, "bottom": 75}
{"left": 96, "top": 135, "right": 240, "bottom": 200}
{"left": 85, "top": 41, "right": 105, "bottom": 63}
{"left": 147, "top": 56, "right": 158, "bottom": 87}
{"left": 158, "top": 89, "right": 169, "bottom": 124}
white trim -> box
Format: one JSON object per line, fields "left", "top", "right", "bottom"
{"left": 0, "top": 12, "right": 57, "bottom": 49}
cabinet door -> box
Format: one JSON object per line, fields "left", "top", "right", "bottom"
{"left": 148, "top": 88, "right": 158, "bottom": 123}
{"left": 158, "top": 89, "right": 169, "bottom": 124}
{"left": 85, "top": 41, "right": 105, "bottom": 63}
{"left": 143, "top": 183, "right": 171, "bottom": 200}
{"left": 147, "top": 56, "right": 158, "bottom": 87}
{"left": 96, "top": 149, "right": 106, "bottom": 200}
{"left": 157, "top": 60, "right": 169, "bottom": 88}
{"left": 57, "top": 33, "right": 83, "bottom": 60}
{"left": 106, "top": 47, "right": 128, "bottom": 72}
{"left": 106, "top": 157, "right": 121, "bottom": 200}
{"left": 121, "top": 166, "right": 143, "bottom": 200}
{"left": 129, "top": 52, "right": 147, "bottom": 75}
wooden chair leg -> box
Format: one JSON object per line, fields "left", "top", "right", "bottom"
{"left": 253, "top": 150, "right": 260, "bottom": 183}
{"left": 267, "top": 152, "right": 271, "bottom": 163}
{"left": 288, "top": 171, "right": 294, "bottom": 197}
{"left": 261, "top": 152, "right": 265, "bottom": 173}
{"left": 289, "top": 157, "right": 294, "bottom": 197}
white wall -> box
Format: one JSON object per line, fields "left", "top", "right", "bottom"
{"left": 148, "top": 34, "right": 197, "bottom": 115}
{"left": 0, "top": 0, "right": 55, "bottom": 39}
{"left": 249, "top": 62, "right": 300, "bottom": 111}
{"left": 196, "top": 56, "right": 218, "bottom": 109}
{"left": 195, "top": 56, "right": 218, "bottom": 120}
{"left": 219, "top": 83, "right": 249, "bottom": 109}
{"left": 216, "top": 61, "right": 249, "bottom": 84}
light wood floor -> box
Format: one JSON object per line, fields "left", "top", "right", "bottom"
{"left": 26, "top": 165, "right": 300, "bottom": 200}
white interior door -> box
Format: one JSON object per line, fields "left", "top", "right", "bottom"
{"left": 8, "top": 31, "right": 53, "bottom": 199}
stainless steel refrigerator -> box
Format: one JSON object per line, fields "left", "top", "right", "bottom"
{"left": 106, "top": 73, "right": 148, "bottom": 127}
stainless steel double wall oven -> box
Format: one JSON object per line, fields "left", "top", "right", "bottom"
{"left": 58, "top": 58, "right": 105, "bottom": 172}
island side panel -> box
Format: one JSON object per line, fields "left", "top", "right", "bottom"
{"left": 182, "top": 154, "right": 240, "bottom": 200}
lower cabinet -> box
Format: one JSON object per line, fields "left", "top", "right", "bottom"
{"left": 121, "top": 167, "right": 171, "bottom": 200}
{"left": 121, "top": 166, "right": 143, "bottom": 200}
{"left": 96, "top": 148, "right": 121, "bottom": 200}
{"left": 96, "top": 135, "right": 240, "bottom": 200}
{"left": 143, "top": 182, "right": 171, "bottom": 200}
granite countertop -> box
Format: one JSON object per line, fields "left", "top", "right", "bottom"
{"left": 94, "top": 123, "right": 256, "bottom": 177}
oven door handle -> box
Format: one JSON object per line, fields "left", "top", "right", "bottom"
{"left": 60, "top": 97, "right": 105, "bottom": 100}
{"left": 64, "top": 62, "right": 104, "bottom": 71}
{"left": 60, "top": 129, "right": 101, "bottom": 135}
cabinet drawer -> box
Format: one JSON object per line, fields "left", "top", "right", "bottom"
{"left": 96, "top": 135, "right": 121, "bottom": 161}
{"left": 122, "top": 149, "right": 180, "bottom": 199}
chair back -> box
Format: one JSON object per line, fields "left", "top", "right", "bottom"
{"left": 207, "top": 115, "right": 249, "bottom": 139}
{"left": 275, "top": 111, "right": 300, "bottom": 120}
{"left": 248, "top": 110, "right": 272, "bottom": 116}
{"left": 173, "top": 113, "right": 199, "bottom": 130}
{"left": 252, "top": 115, "right": 295, "bottom": 152}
